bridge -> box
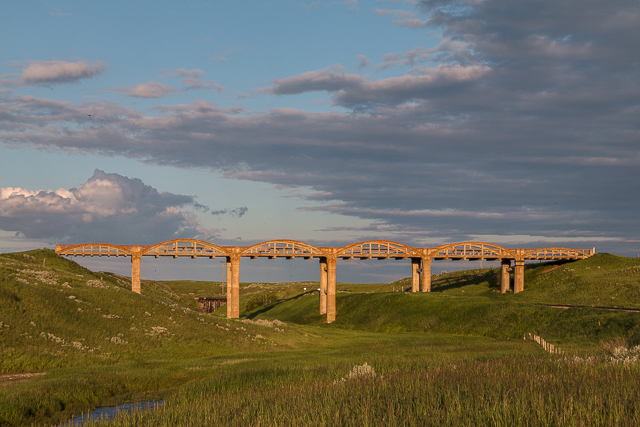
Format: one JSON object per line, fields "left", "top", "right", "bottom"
{"left": 56, "top": 240, "right": 594, "bottom": 323}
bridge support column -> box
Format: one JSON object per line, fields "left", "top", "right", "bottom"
{"left": 326, "top": 257, "right": 337, "bottom": 323}
{"left": 500, "top": 259, "right": 511, "bottom": 294}
{"left": 130, "top": 253, "right": 141, "bottom": 294}
{"left": 514, "top": 260, "right": 525, "bottom": 293}
{"left": 411, "top": 258, "right": 420, "bottom": 292}
{"left": 421, "top": 258, "right": 431, "bottom": 292}
{"left": 227, "top": 255, "right": 241, "bottom": 318}
{"left": 319, "top": 257, "right": 327, "bottom": 315}
{"left": 226, "top": 259, "right": 232, "bottom": 297}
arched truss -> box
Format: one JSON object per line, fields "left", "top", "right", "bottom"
{"left": 522, "top": 247, "right": 594, "bottom": 260}
{"left": 337, "top": 240, "right": 421, "bottom": 260}
{"left": 141, "top": 239, "right": 230, "bottom": 258}
{"left": 428, "top": 242, "right": 515, "bottom": 261}
{"left": 55, "top": 243, "right": 131, "bottom": 257}
{"left": 241, "top": 240, "right": 325, "bottom": 259}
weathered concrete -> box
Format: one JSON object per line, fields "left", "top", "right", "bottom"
{"left": 226, "top": 257, "right": 232, "bottom": 318}
{"left": 411, "top": 258, "right": 420, "bottom": 292}
{"left": 131, "top": 254, "right": 141, "bottom": 294}
{"left": 421, "top": 258, "right": 431, "bottom": 292}
{"left": 129, "top": 246, "right": 143, "bottom": 294}
{"left": 500, "top": 259, "right": 511, "bottom": 294}
{"left": 326, "top": 256, "right": 337, "bottom": 323}
{"left": 229, "top": 255, "right": 241, "bottom": 318}
{"left": 226, "top": 259, "right": 231, "bottom": 296}
{"left": 514, "top": 260, "right": 525, "bottom": 293}
{"left": 319, "top": 257, "right": 327, "bottom": 315}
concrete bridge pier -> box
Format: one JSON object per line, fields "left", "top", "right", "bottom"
{"left": 421, "top": 258, "right": 432, "bottom": 292}
{"left": 500, "top": 259, "right": 511, "bottom": 294}
{"left": 130, "top": 246, "right": 142, "bottom": 294}
{"left": 514, "top": 260, "right": 525, "bottom": 293}
{"left": 227, "top": 255, "right": 241, "bottom": 318}
{"left": 319, "top": 257, "right": 328, "bottom": 315}
{"left": 411, "top": 258, "right": 421, "bottom": 292}
{"left": 326, "top": 256, "right": 337, "bottom": 323}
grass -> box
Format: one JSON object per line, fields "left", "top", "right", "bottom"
{"left": 83, "top": 357, "right": 640, "bottom": 427}
{"left": 1, "top": 250, "right": 640, "bottom": 426}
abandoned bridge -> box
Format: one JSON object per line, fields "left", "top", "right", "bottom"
{"left": 56, "top": 240, "right": 594, "bottom": 323}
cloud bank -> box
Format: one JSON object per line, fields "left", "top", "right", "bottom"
{"left": 0, "top": 170, "right": 216, "bottom": 244}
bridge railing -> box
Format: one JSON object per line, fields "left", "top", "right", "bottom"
{"left": 143, "top": 241, "right": 228, "bottom": 258}
{"left": 523, "top": 248, "right": 594, "bottom": 260}
{"left": 338, "top": 241, "right": 420, "bottom": 259}
{"left": 429, "top": 243, "right": 513, "bottom": 260}
{"left": 55, "top": 244, "right": 129, "bottom": 257}
{"left": 242, "top": 241, "right": 323, "bottom": 258}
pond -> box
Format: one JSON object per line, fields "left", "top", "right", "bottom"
{"left": 60, "top": 400, "right": 164, "bottom": 426}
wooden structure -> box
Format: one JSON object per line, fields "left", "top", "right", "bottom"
{"left": 195, "top": 297, "right": 227, "bottom": 314}
{"left": 56, "top": 239, "right": 595, "bottom": 323}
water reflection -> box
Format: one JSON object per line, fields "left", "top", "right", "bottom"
{"left": 60, "top": 400, "right": 163, "bottom": 426}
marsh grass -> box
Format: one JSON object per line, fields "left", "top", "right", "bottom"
{"left": 85, "top": 357, "right": 640, "bottom": 427}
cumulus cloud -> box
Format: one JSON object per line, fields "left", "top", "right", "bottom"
{"left": 0, "top": 60, "right": 108, "bottom": 86}
{"left": 0, "top": 170, "right": 216, "bottom": 244}
{"left": 114, "top": 81, "right": 178, "bottom": 98}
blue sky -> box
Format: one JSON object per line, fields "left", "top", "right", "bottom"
{"left": 1, "top": 0, "right": 639, "bottom": 283}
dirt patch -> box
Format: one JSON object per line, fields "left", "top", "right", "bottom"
{"left": 0, "top": 372, "right": 45, "bottom": 386}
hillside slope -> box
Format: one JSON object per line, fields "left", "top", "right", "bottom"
{"left": 253, "top": 254, "right": 640, "bottom": 346}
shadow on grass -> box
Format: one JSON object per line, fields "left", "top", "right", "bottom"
{"left": 245, "top": 291, "right": 318, "bottom": 319}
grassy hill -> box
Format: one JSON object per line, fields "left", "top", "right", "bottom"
{"left": 2, "top": 250, "right": 640, "bottom": 426}
{"left": 252, "top": 254, "right": 640, "bottom": 347}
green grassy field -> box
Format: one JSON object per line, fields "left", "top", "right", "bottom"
{"left": 1, "top": 250, "right": 640, "bottom": 426}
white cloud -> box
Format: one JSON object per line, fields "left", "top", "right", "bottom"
{"left": 0, "top": 170, "right": 217, "bottom": 244}
{"left": 114, "top": 81, "right": 178, "bottom": 98}
{"left": 1, "top": 60, "right": 108, "bottom": 86}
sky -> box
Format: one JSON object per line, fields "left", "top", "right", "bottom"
{"left": 1, "top": 0, "right": 639, "bottom": 283}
